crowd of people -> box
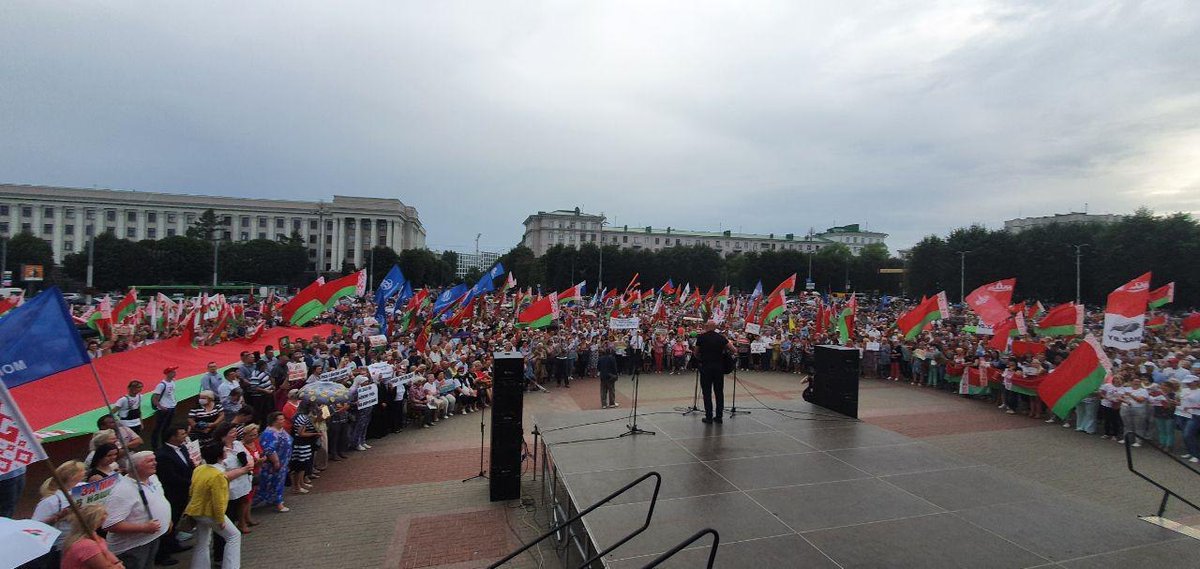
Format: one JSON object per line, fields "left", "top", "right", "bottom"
{"left": 4, "top": 281, "right": 1198, "bottom": 568}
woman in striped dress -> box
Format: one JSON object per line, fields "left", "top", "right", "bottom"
{"left": 289, "top": 402, "right": 319, "bottom": 495}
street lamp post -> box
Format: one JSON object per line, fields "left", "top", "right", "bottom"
{"left": 956, "top": 250, "right": 971, "bottom": 304}
{"left": 1071, "top": 244, "right": 1088, "bottom": 304}
{"left": 212, "top": 238, "right": 220, "bottom": 288}
{"left": 597, "top": 217, "right": 608, "bottom": 290}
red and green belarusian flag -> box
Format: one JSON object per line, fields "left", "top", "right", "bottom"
{"left": 282, "top": 277, "right": 325, "bottom": 323}
{"left": 1148, "top": 283, "right": 1174, "bottom": 309}
{"left": 1146, "top": 315, "right": 1167, "bottom": 329}
{"left": 86, "top": 296, "right": 114, "bottom": 339}
{"left": 760, "top": 290, "right": 787, "bottom": 325}
{"left": 1037, "top": 335, "right": 1112, "bottom": 419}
{"left": 518, "top": 293, "right": 557, "bottom": 328}
{"left": 291, "top": 271, "right": 366, "bottom": 326}
{"left": 767, "top": 273, "right": 797, "bottom": 301}
{"left": 501, "top": 272, "right": 517, "bottom": 293}
{"left": 558, "top": 282, "right": 584, "bottom": 305}
{"left": 112, "top": 288, "right": 138, "bottom": 324}
{"left": 1035, "top": 302, "right": 1084, "bottom": 337}
{"left": 836, "top": 293, "right": 857, "bottom": 345}
{"left": 1184, "top": 313, "right": 1200, "bottom": 341}
{"left": 896, "top": 292, "right": 949, "bottom": 340}
{"left": 714, "top": 285, "right": 730, "bottom": 305}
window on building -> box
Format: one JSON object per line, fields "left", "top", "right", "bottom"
{"left": 633, "top": 237, "right": 640, "bottom": 244}
{"left": 105, "top": 225, "right": 115, "bottom": 234}
{"left": 85, "top": 225, "right": 94, "bottom": 236}
{"left": 590, "top": 234, "right": 596, "bottom": 241}
{"left": 186, "top": 213, "right": 195, "bottom": 224}
{"left": 0, "top": 205, "right": 8, "bottom": 216}
{"left": 257, "top": 217, "right": 266, "bottom": 228}
{"left": 0, "top": 222, "right": 7, "bottom": 234}
{"left": 622, "top": 235, "right": 628, "bottom": 243}
{"left": 21, "top": 223, "right": 31, "bottom": 233}
{"left": 147, "top": 228, "right": 157, "bottom": 238}
{"left": 166, "top": 228, "right": 176, "bottom": 237}
{"left": 106, "top": 210, "right": 116, "bottom": 222}
{"left": 167, "top": 213, "right": 176, "bottom": 223}
{"left": 240, "top": 216, "right": 250, "bottom": 228}
{"left": 22, "top": 206, "right": 32, "bottom": 217}
{"left": 293, "top": 218, "right": 302, "bottom": 231}
{"left": 146, "top": 212, "right": 157, "bottom": 223}
{"left": 126, "top": 211, "right": 137, "bottom": 222}
{"left": 655, "top": 238, "right": 660, "bottom": 245}
{"left": 275, "top": 217, "right": 284, "bottom": 229}
{"left": 258, "top": 232, "right": 267, "bottom": 239}
{"left": 64, "top": 240, "right": 74, "bottom": 252}
{"left": 126, "top": 227, "right": 136, "bottom": 238}
{"left": 65, "top": 224, "right": 74, "bottom": 234}
{"left": 309, "top": 219, "right": 319, "bottom": 230}
{"left": 64, "top": 208, "right": 74, "bottom": 218}
{"left": 43, "top": 206, "right": 54, "bottom": 217}
{"left": 240, "top": 231, "right": 249, "bottom": 240}
{"left": 222, "top": 215, "right": 231, "bottom": 225}
{"left": 325, "top": 220, "right": 333, "bottom": 231}
{"left": 325, "top": 235, "right": 332, "bottom": 244}
{"left": 308, "top": 235, "right": 317, "bottom": 244}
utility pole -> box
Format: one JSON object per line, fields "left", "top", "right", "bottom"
{"left": 86, "top": 237, "right": 94, "bottom": 294}
{"left": 212, "top": 238, "right": 220, "bottom": 288}
{"left": 597, "top": 216, "right": 607, "bottom": 290}
{"left": 1071, "top": 244, "right": 1088, "bottom": 305}
{"left": 315, "top": 203, "right": 328, "bottom": 275}
{"left": 957, "top": 250, "right": 970, "bottom": 304}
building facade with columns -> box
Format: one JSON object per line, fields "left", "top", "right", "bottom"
{"left": 0, "top": 184, "right": 426, "bottom": 272}
{"left": 521, "top": 208, "right": 887, "bottom": 257}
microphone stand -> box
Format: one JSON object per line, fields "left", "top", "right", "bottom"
{"left": 621, "top": 356, "right": 655, "bottom": 437}
{"left": 681, "top": 367, "right": 702, "bottom": 416}
{"left": 728, "top": 366, "right": 750, "bottom": 416}
{"left": 462, "top": 396, "right": 489, "bottom": 483}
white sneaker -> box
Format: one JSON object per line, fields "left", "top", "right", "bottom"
{"left": 1062, "top": 422, "right": 1071, "bottom": 428}
{"left": 1005, "top": 409, "right": 1015, "bottom": 415}
{"left": 356, "top": 444, "right": 367, "bottom": 451}
{"left": 364, "top": 443, "right": 372, "bottom": 449}
{"left": 601, "top": 405, "right": 608, "bottom": 409}
{"left": 1191, "top": 457, "right": 1199, "bottom": 463}
{"left": 1101, "top": 435, "right": 1110, "bottom": 440}
{"left": 1131, "top": 442, "right": 1141, "bottom": 448}
{"left": 1181, "top": 454, "right": 1192, "bottom": 459}
{"left": 998, "top": 404, "right": 1007, "bottom": 409}
{"left": 611, "top": 403, "right": 620, "bottom": 408}
{"left": 1044, "top": 418, "right": 1056, "bottom": 423}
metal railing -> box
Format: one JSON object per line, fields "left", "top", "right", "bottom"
{"left": 640, "top": 528, "right": 720, "bottom": 568}
{"left": 489, "top": 471, "right": 663, "bottom": 568}
{"left": 1124, "top": 432, "right": 1200, "bottom": 517}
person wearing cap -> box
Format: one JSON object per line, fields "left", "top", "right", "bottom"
{"left": 150, "top": 366, "right": 180, "bottom": 448}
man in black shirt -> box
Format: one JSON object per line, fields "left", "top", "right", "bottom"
{"left": 694, "top": 321, "right": 733, "bottom": 424}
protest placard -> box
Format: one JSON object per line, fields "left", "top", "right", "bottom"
{"left": 750, "top": 342, "right": 768, "bottom": 354}
{"left": 745, "top": 323, "right": 761, "bottom": 335}
{"left": 609, "top": 317, "right": 640, "bottom": 330}
{"left": 437, "top": 378, "right": 461, "bottom": 395}
{"left": 390, "top": 371, "right": 418, "bottom": 388}
{"left": 71, "top": 473, "right": 120, "bottom": 506}
{"left": 320, "top": 367, "right": 352, "bottom": 384}
{"left": 356, "top": 383, "right": 378, "bottom": 409}
{"left": 367, "top": 362, "right": 394, "bottom": 380}
{"left": 185, "top": 439, "right": 201, "bottom": 465}
{"left": 364, "top": 316, "right": 378, "bottom": 326}
{"left": 368, "top": 334, "right": 387, "bottom": 347}
{"left": 287, "top": 362, "right": 307, "bottom": 383}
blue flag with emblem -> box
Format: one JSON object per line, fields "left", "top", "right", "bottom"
{"left": 462, "top": 262, "right": 507, "bottom": 306}
{"left": 433, "top": 284, "right": 468, "bottom": 315}
{"left": 1, "top": 287, "right": 91, "bottom": 390}
{"left": 374, "top": 265, "right": 406, "bottom": 334}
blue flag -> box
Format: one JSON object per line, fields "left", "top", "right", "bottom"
{"left": 751, "top": 280, "right": 763, "bottom": 300}
{"left": 0, "top": 287, "right": 91, "bottom": 389}
{"left": 463, "top": 262, "right": 507, "bottom": 306}
{"left": 398, "top": 281, "right": 414, "bottom": 304}
{"left": 434, "top": 284, "right": 468, "bottom": 315}
{"left": 374, "top": 265, "right": 406, "bottom": 306}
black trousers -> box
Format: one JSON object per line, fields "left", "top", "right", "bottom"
{"left": 699, "top": 366, "right": 725, "bottom": 419}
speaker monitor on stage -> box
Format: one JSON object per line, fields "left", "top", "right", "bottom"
{"left": 490, "top": 351, "right": 525, "bottom": 501}
{"left": 808, "top": 345, "right": 860, "bottom": 418}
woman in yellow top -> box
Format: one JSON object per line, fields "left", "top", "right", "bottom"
{"left": 184, "top": 441, "right": 244, "bottom": 569}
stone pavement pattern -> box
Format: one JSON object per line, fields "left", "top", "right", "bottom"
{"left": 155, "top": 369, "right": 1197, "bottom": 568}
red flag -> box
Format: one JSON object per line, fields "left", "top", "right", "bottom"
{"left": 176, "top": 309, "right": 198, "bottom": 347}
{"left": 1103, "top": 272, "right": 1151, "bottom": 349}
{"left": 965, "top": 278, "right": 1015, "bottom": 328}
{"left": 767, "top": 274, "right": 797, "bottom": 301}
{"left": 282, "top": 277, "right": 325, "bottom": 322}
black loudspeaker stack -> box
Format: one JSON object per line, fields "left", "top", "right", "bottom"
{"left": 489, "top": 352, "right": 525, "bottom": 501}
{"left": 811, "top": 345, "right": 861, "bottom": 418}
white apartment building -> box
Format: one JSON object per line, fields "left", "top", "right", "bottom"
{"left": 521, "top": 208, "right": 887, "bottom": 257}
{"left": 0, "top": 184, "right": 426, "bottom": 271}
{"left": 449, "top": 250, "right": 502, "bottom": 279}
{"left": 1003, "top": 212, "right": 1126, "bottom": 234}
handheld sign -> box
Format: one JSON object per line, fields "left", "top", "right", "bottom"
{"left": 368, "top": 334, "right": 387, "bottom": 348}
{"left": 287, "top": 362, "right": 308, "bottom": 383}
{"left": 355, "top": 383, "right": 378, "bottom": 409}
{"left": 367, "top": 362, "right": 394, "bottom": 380}
{"left": 320, "top": 367, "right": 352, "bottom": 384}
{"left": 609, "top": 317, "right": 640, "bottom": 330}
{"left": 750, "top": 341, "right": 768, "bottom": 354}
{"left": 390, "top": 371, "right": 418, "bottom": 388}
{"left": 745, "top": 323, "right": 761, "bottom": 335}
{"left": 71, "top": 473, "right": 120, "bottom": 506}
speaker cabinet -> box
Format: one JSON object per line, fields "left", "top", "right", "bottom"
{"left": 811, "top": 345, "right": 860, "bottom": 418}
{"left": 490, "top": 352, "right": 525, "bottom": 501}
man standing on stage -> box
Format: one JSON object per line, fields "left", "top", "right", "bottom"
{"left": 694, "top": 321, "right": 733, "bottom": 424}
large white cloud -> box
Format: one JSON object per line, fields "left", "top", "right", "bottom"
{"left": 2, "top": 0, "right": 1196, "bottom": 252}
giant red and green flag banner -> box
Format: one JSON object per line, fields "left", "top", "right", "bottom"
{"left": 282, "top": 277, "right": 325, "bottom": 323}
{"left": 1102, "top": 272, "right": 1150, "bottom": 350}
{"left": 112, "top": 288, "right": 138, "bottom": 324}
{"left": 518, "top": 293, "right": 557, "bottom": 328}
{"left": 1038, "top": 335, "right": 1112, "bottom": 419}
{"left": 896, "top": 292, "right": 949, "bottom": 340}
{"left": 760, "top": 290, "right": 786, "bottom": 325}
{"left": 964, "top": 278, "right": 1015, "bottom": 327}
{"left": 1184, "top": 313, "right": 1200, "bottom": 341}
{"left": 836, "top": 294, "right": 857, "bottom": 345}
{"left": 1148, "top": 282, "right": 1174, "bottom": 309}
{"left": 291, "top": 271, "right": 367, "bottom": 326}
{"left": 1035, "top": 302, "right": 1084, "bottom": 337}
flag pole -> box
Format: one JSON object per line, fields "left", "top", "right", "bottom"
{"left": 84, "top": 361, "right": 153, "bottom": 517}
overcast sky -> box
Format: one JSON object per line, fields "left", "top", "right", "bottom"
{"left": 2, "top": 1, "right": 1197, "bottom": 253}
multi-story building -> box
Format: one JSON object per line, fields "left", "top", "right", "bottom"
{"left": 0, "top": 184, "right": 426, "bottom": 271}
{"left": 1003, "top": 212, "right": 1126, "bottom": 234}
{"left": 449, "top": 250, "right": 502, "bottom": 279}
{"left": 521, "top": 208, "right": 887, "bottom": 257}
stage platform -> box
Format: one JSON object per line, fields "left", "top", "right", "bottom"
{"left": 533, "top": 401, "right": 1200, "bottom": 568}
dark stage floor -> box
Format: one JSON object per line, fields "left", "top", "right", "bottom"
{"left": 534, "top": 400, "right": 1200, "bottom": 568}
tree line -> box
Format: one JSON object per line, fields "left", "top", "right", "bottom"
{"left": 498, "top": 241, "right": 905, "bottom": 296}
{"left": 905, "top": 209, "right": 1200, "bottom": 308}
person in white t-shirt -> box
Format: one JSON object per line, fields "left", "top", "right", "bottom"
{"left": 31, "top": 460, "right": 88, "bottom": 568}
{"left": 1179, "top": 376, "right": 1200, "bottom": 463}
{"left": 1174, "top": 378, "right": 1194, "bottom": 458}
{"left": 1121, "top": 379, "right": 1152, "bottom": 446}
{"left": 103, "top": 451, "right": 172, "bottom": 569}
{"left": 114, "top": 380, "right": 146, "bottom": 434}
{"left": 1098, "top": 378, "right": 1124, "bottom": 440}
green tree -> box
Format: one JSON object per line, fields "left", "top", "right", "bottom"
{"left": 497, "top": 245, "right": 543, "bottom": 289}
{"left": 62, "top": 231, "right": 152, "bottom": 291}
{"left": 400, "top": 248, "right": 454, "bottom": 287}
{"left": 4, "top": 231, "right": 54, "bottom": 274}
{"left": 185, "top": 208, "right": 221, "bottom": 241}
{"left": 369, "top": 246, "right": 402, "bottom": 288}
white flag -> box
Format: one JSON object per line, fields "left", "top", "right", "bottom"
{"left": 0, "top": 381, "right": 48, "bottom": 474}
